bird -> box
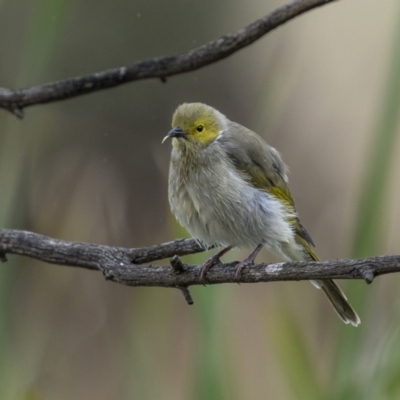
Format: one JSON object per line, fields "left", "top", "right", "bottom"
{"left": 163, "top": 102, "right": 360, "bottom": 326}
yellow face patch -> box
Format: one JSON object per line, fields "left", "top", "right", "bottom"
{"left": 171, "top": 103, "right": 223, "bottom": 147}
{"left": 186, "top": 116, "right": 220, "bottom": 145}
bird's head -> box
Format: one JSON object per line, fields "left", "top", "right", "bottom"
{"left": 163, "top": 103, "right": 227, "bottom": 148}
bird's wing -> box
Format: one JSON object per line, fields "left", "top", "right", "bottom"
{"left": 218, "top": 122, "right": 316, "bottom": 250}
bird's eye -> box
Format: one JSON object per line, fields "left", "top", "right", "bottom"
{"left": 196, "top": 125, "right": 204, "bottom": 132}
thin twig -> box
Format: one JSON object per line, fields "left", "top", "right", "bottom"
{"left": 178, "top": 287, "right": 194, "bottom": 305}
{"left": 0, "top": 0, "right": 337, "bottom": 117}
{"left": 170, "top": 255, "right": 185, "bottom": 274}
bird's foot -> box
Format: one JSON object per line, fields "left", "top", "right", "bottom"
{"left": 199, "top": 256, "right": 221, "bottom": 283}
{"left": 199, "top": 245, "right": 233, "bottom": 283}
{"left": 234, "top": 259, "right": 255, "bottom": 280}
{"left": 234, "top": 244, "right": 263, "bottom": 280}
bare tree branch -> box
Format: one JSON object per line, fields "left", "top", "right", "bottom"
{"left": 0, "top": 0, "right": 337, "bottom": 117}
{"left": 0, "top": 229, "right": 398, "bottom": 295}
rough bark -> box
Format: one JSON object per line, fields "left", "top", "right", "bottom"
{"left": 0, "top": 229, "right": 395, "bottom": 293}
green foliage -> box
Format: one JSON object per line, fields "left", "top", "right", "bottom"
{"left": 352, "top": 7, "right": 400, "bottom": 259}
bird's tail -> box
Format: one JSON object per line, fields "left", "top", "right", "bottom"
{"left": 305, "top": 245, "right": 360, "bottom": 326}
{"left": 314, "top": 278, "right": 360, "bottom": 326}
{"left": 281, "top": 238, "right": 360, "bottom": 326}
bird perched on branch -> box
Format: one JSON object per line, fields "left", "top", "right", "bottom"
{"left": 163, "top": 102, "right": 360, "bottom": 326}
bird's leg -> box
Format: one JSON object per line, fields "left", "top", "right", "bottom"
{"left": 235, "top": 244, "right": 263, "bottom": 279}
{"left": 199, "top": 245, "right": 233, "bottom": 282}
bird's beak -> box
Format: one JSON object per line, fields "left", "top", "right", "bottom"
{"left": 162, "top": 127, "right": 186, "bottom": 144}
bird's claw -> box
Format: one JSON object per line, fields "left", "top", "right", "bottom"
{"left": 199, "top": 257, "right": 221, "bottom": 283}
{"left": 234, "top": 260, "right": 254, "bottom": 280}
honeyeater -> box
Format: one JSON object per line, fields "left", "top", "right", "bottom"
{"left": 163, "top": 102, "right": 360, "bottom": 326}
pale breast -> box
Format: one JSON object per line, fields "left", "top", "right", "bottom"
{"left": 168, "top": 145, "right": 295, "bottom": 249}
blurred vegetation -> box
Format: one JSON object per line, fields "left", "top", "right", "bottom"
{"left": 0, "top": 0, "right": 400, "bottom": 399}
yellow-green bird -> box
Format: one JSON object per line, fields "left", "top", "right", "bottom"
{"left": 164, "top": 102, "right": 360, "bottom": 326}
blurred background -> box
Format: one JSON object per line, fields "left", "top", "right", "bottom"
{"left": 0, "top": 0, "right": 399, "bottom": 398}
